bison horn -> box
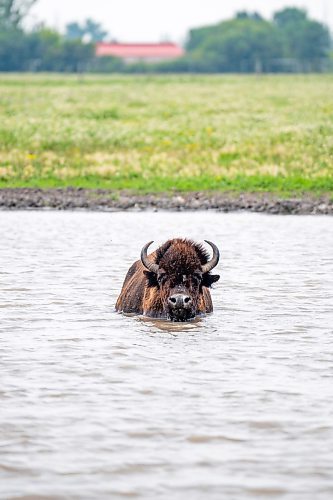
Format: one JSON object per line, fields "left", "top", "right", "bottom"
{"left": 141, "top": 241, "right": 159, "bottom": 274}
{"left": 201, "top": 240, "right": 220, "bottom": 273}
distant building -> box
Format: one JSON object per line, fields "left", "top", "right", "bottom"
{"left": 95, "top": 42, "right": 184, "bottom": 64}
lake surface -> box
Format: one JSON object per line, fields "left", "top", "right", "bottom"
{"left": 1, "top": 211, "right": 333, "bottom": 500}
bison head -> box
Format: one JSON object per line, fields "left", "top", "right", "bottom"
{"left": 141, "top": 239, "right": 220, "bottom": 321}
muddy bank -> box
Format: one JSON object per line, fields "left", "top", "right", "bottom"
{"left": 0, "top": 188, "right": 332, "bottom": 214}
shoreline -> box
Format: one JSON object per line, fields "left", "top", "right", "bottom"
{"left": 0, "top": 188, "right": 332, "bottom": 214}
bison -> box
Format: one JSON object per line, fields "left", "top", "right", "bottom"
{"left": 115, "top": 238, "right": 220, "bottom": 321}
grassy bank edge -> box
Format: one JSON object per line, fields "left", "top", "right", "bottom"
{"left": 0, "top": 174, "right": 332, "bottom": 197}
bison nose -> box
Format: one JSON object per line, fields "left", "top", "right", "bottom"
{"left": 168, "top": 294, "right": 192, "bottom": 309}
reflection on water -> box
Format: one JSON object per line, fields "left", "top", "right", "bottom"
{"left": 139, "top": 315, "right": 204, "bottom": 334}
{"left": 1, "top": 211, "right": 333, "bottom": 499}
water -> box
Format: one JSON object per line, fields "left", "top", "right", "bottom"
{"left": 1, "top": 211, "right": 333, "bottom": 500}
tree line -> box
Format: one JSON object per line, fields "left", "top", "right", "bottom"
{"left": 181, "top": 9, "right": 332, "bottom": 73}
{"left": 0, "top": 1, "right": 332, "bottom": 73}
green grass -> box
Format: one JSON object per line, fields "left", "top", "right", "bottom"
{"left": 0, "top": 73, "right": 332, "bottom": 194}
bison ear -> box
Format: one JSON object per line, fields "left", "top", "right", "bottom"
{"left": 143, "top": 270, "right": 159, "bottom": 288}
{"left": 202, "top": 274, "right": 220, "bottom": 288}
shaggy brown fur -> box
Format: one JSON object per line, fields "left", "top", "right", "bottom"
{"left": 116, "top": 239, "right": 220, "bottom": 320}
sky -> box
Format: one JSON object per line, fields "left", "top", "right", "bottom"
{"left": 29, "top": 0, "right": 332, "bottom": 43}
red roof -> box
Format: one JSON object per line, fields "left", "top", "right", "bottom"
{"left": 96, "top": 42, "right": 184, "bottom": 59}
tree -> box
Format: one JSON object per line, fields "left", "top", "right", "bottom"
{"left": 65, "top": 18, "right": 108, "bottom": 42}
{"left": 187, "top": 17, "right": 283, "bottom": 72}
{"left": 84, "top": 18, "right": 108, "bottom": 42}
{"left": 273, "top": 7, "right": 307, "bottom": 28}
{"left": 186, "top": 25, "right": 215, "bottom": 52}
{"left": 0, "top": 0, "right": 36, "bottom": 29}
{"left": 273, "top": 7, "right": 330, "bottom": 68}
{"left": 0, "top": 27, "right": 26, "bottom": 70}
{"left": 25, "top": 28, "right": 95, "bottom": 72}
{"left": 65, "top": 22, "right": 84, "bottom": 41}
{"left": 300, "top": 21, "right": 330, "bottom": 60}
{"left": 236, "top": 11, "right": 263, "bottom": 21}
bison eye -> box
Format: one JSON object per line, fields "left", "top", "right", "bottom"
{"left": 157, "top": 272, "right": 166, "bottom": 284}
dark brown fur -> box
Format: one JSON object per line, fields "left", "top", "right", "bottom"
{"left": 115, "top": 239, "right": 220, "bottom": 320}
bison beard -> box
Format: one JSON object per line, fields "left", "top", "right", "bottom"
{"left": 115, "top": 239, "right": 220, "bottom": 322}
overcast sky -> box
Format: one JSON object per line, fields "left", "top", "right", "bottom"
{"left": 29, "top": 0, "right": 332, "bottom": 43}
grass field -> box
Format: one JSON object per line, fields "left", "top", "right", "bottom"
{"left": 0, "top": 73, "right": 332, "bottom": 194}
